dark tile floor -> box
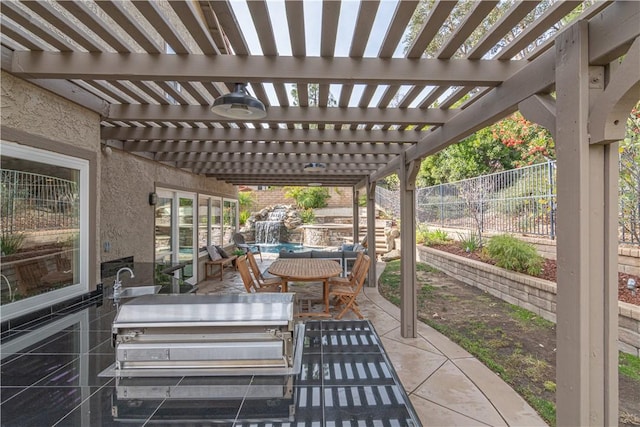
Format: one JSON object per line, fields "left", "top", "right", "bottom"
{"left": 1, "top": 295, "right": 420, "bottom": 426}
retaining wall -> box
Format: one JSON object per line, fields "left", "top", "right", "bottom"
{"left": 420, "top": 225, "right": 640, "bottom": 276}
{"left": 249, "top": 187, "right": 353, "bottom": 211}
{"left": 417, "top": 246, "right": 640, "bottom": 357}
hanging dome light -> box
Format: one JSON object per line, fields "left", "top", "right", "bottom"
{"left": 211, "top": 83, "right": 266, "bottom": 119}
{"left": 303, "top": 163, "right": 326, "bottom": 172}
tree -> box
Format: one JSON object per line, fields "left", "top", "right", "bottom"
{"left": 417, "top": 112, "right": 554, "bottom": 186}
{"left": 619, "top": 103, "right": 640, "bottom": 243}
{"left": 290, "top": 84, "right": 337, "bottom": 107}
{"left": 237, "top": 191, "right": 255, "bottom": 226}
{"left": 456, "top": 177, "right": 494, "bottom": 247}
{"left": 403, "top": 1, "right": 534, "bottom": 59}
{"left": 238, "top": 191, "right": 255, "bottom": 212}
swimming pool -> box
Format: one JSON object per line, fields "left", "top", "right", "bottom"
{"left": 258, "top": 242, "right": 310, "bottom": 254}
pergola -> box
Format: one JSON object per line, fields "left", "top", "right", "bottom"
{"left": 1, "top": 1, "right": 638, "bottom": 424}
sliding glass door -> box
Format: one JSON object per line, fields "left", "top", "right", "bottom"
{"left": 154, "top": 190, "right": 196, "bottom": 281}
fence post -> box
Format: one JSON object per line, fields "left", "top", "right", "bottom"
{"left": 9, "top": 171, "right": 17, "bottom": 234}
{"left": 548, "top": 159, "right": 556, "bottom": 239}
{"left": 439, "top": 184, "right": 444, "bottom": 228}
{"left": 480, "top": 177, "right": 485, "bottom": 234}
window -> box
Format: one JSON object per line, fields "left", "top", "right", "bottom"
{"left": 211, "top": 198, "right": 222, "bottom": 245}
{"left": 223, "top": 199, "right": 238, "bottom": 244}
{"left": 1, "top": 141, "right": 89, "bottom": 319}
{"left": 154, "top": 190, "right": 196, "bottom": 280}
{"left": 197, "top": 195, "right": 223, "bottom": 248}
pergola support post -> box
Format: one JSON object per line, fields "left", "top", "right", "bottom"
{"left": 352, "top": 186, "right": 360, "bottom": 245}
{"left": 399, "top": 152, "right": 420, "bottom": 338}
{"left": 555, "top": 20, "right": 618, "bottom": 426}
{"left": 366, "top": 178, "right": 377, "bottom": 287}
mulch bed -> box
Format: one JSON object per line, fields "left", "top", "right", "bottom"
{"left": 429, "top": 243, "right": 640, "bottom": 306}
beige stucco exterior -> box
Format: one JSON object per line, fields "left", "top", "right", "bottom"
{"left": 100, "top": 148, "right": 236, "bottom": 264}
{"left": 1, "top": 70, "right": 238, "bottom": 287}
{"left": 1, "top": 70, "right": 102, "bottom": 285}
{"left": 1, "top": 71, "right": 99, "bottom": 151}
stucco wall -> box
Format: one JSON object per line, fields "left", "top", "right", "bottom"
{"left": 1, "top": 71, "right": 101, "bottom": 285}
{"left": 1, "top": 71, "right": 238, "bottom": 286}
{"left": 100, "top": 148, "right": 237, "bottom": 263}
{"left": 1, "top": 71, "right": 99, "bottom": 151}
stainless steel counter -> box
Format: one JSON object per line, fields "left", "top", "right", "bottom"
{"left": 109, "top": 293, "right": 301, "bottom": 377}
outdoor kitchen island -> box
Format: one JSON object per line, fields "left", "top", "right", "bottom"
{"left": 0, "top": 293, "right": 421, "bottom": 426}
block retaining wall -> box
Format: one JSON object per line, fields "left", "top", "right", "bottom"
{"left": 420, "top": 226, "right": 639, "bottom": 276}
{"left": 417, "top": 246, "right": 640, "bottom": 357}
{"left": 249, "top": 188, "right": 353, "bottom": 211}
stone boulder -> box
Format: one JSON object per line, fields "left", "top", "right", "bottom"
{"left": 381, "top": 249, "right": 401, "bottom": 262}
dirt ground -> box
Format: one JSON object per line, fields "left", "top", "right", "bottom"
{"left": 378, "top": 261, "right": 640, "bottom": 426}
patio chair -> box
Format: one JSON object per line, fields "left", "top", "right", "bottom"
{"left": 15, "top": 259, "right": 48, "bottom": 295}
{"left": 232, "top": 233, "right": 262, "bottom": 261}
{"left": 246, "top": 251, "right": 283, "bottom": 289}
{"left": 328, "top": 251, "right": 365, "bottom": 286}
{"left": 328, "top": 254, "right": 371, "bottom": 319}
{"left": 236, "top": 256, "right": 281, "bottom": 293}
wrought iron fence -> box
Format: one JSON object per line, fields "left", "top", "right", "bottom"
{"left": 374, "top": 186, "right": 400, "bottom": 219}
{"left": 415, "top": 161, "right": 557, "bottom": 238}
{"left": 1, "top": 169, "right": 79, "bottom": 234}
{"left": 377, "top": 160, "right": 639, "bottom": 245}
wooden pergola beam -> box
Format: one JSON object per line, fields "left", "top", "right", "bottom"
{"left": 9, "top": 51, "right": 525, "bottom": 86}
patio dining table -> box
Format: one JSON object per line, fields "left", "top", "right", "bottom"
{"left": 268, "top": 258, "right": 343, "bottom": 316}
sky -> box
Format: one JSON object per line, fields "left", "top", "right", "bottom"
{"left": 228, "top": 0, "right": 416, "bottom": 109}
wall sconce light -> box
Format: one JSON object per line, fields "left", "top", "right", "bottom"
{"left": 148, "top": 192, "right": 157, "bottom": 206}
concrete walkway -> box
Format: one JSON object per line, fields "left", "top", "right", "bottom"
{"left": 197, "top": 254, "right": 547, "bottom": 426}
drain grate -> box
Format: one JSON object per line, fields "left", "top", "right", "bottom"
{"left": 291, "top": 320, "right": 421, "bottom": 426}
{"left": 299, "top": 352, "right": 396, "bottom": 386}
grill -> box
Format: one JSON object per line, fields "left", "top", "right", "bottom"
{"left": 109, "top": 293, "right": 303, "bottom": 377}
{"left": 106, "top": 296, "right": 420, "bottom": 425}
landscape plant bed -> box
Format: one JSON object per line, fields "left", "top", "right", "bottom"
{"left": 429, "top": 242, "right": 640, "bottom": 306}
{"left": 378, "top": 259, "right": 640, "bottom": 426}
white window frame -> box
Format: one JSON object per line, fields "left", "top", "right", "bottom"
{"left": 1, "top": 141, "right": 89, "bottom": 321}
{"left": 222, "top": 198, "right": 239, "bottom": 244}
{"left": 155, "top": 188, "right": 197, "bottom": 281}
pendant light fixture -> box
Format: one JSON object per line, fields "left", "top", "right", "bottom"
{"left": 303, "top": 163, "right": 327, "bottom": 172}
{"left": 211, "top": 83, "right": 266, "bottom": 119}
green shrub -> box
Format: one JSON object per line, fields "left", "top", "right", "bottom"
{"left": 239, "top": 210, "right": 251, "bottom": 226}
{"left": 458, "top": 232, "right": 482, "bottom": 252}
{"left": 284, "top": 187, "right": 330, "bottom": 209}
{"left": 484, "top": 234, "right": 543, "bottom": 275}
{"left": 0, "top": 232, "right": 25, "bottom": 255}
{"left": 417, "top": 226, "right": 449, "bottom": 246}
{"left": 299, "top": 208, "right": 315, "bottom": 224}
{"left": 416, "top": 226, "right": 429, "bottom": 244}
{"left": 237, "top": 191, "right": 255, "bottom": 211}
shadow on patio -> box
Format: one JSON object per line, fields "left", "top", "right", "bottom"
{"left": 197, "top": 253, "right": 547, "bottom": 426}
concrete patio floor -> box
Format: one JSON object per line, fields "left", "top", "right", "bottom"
{"left": 197, "top": 253, "right": 547, "bottom": 426}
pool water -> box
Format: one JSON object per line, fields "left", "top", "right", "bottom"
{"left": 259, "top": 243, "right": 310, "bottom": 254}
